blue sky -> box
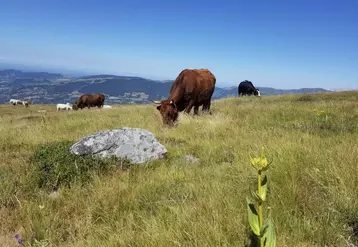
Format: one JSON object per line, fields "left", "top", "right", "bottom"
{"left": 0, "top": 0, "right": 357, "bottom": 89}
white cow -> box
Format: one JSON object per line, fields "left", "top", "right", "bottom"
{"left": 22, "top": 101, "right": 30, "bottom": 107}
{"left": 102, "top": 105, "right": 112, "bottom": 109}
{"left": 9, "top": 99, "right": 22, "bottom": 105}
{"left": 57, "top": 103, "right": 73, "bottom": 111}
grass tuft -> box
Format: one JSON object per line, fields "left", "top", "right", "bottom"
{"left": 30, "top": 141, "right": 120, "bottom": 191}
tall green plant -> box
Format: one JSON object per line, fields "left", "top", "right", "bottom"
{"left": 246, "top": 148, "right": 276, "bottom": 247}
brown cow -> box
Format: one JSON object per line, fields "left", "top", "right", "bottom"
{"left": 72, "top": 93, "right": 105, "bottom": 110}
{"left": 153, "top": 68, "right": 216, "bottom": 126}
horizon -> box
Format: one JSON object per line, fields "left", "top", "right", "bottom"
{"left": 1, "top": 64, "right": 356, "bottom": 92}
{"left": 0, "top": 0, "right": 357, "bottom": 90}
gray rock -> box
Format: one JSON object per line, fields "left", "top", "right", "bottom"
{"left": 70, "top": 127, "right": 167, "bottom": 164}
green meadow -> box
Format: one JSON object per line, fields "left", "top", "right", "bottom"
{"left": 1, "top": 91, "right": 358, "bottom": 246}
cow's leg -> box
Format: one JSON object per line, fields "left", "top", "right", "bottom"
{"left": 185, "top": 100, "right": 195, "bottom": 114}
{"left": 202, "top": 102, "right": 212, "bottom": 115}
{"left": 203, "top": 102, "right": 210, "bottom": 111}
{"left": 194, "top": 105, "right": 199, "bottom": 115}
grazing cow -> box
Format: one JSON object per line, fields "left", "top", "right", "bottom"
{"left": 57, "top": 103, "right": 73, "bottom": 111}
{"left": 102, "top": 105, "right": 112, "bottom": 109}
{"left": 72, "top": 93, "right": 105, "bottom": 110}
{"left": 9, "top": 99, "right": 22, "bottom": 105}
{"left": 152, "top": 68, "right": 216, "bottom": 126}
{"left": 9, "top": 99, "right": 31, "bottom": 107}
{"left": 238, "top": 80, "right": 260, "bottom": 96}
{"left": 22, "top": 101, "right": 31, "bottom": 107}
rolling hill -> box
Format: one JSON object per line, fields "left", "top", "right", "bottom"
{"left": 0, "top": 69, "right": 330, "bottom": 104}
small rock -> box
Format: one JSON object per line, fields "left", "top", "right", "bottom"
{"left": 184, "top": 154, "right": 200, "bottom": 164}
{"left": 70, "top": 127, "right": 167, "bottom": 164}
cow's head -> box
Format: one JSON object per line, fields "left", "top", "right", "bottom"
{"left": 72, "top": 101, "right": 79, "bottom": 111}
{"left": 152, "top": 99, "right": 179, "bottom": 126}
{"left": 254, "top": 89, "right": 261, "bottom": 96}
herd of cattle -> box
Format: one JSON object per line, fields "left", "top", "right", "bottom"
{"left": 9, "top": 99, "right": 32, "bottom": 107}
{"left": 8, "top": 68, "right": 260, "bottom": 126}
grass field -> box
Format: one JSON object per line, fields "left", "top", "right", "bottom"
{"left": 1, "top": 91, "right": 358, "bottom": 247}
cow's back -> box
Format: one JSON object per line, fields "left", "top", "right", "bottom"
{"left": 193, "top": 69, "right": 216, "bottom": 91}
{"left": 174, "top": 69, "right": 215, "bottom": 94}
{"left": 82, "top": 94, "right": 104, "bottom": 103}
{"left": 192, "top": 69, "right": 216, "bottom": 105}
{"left": 167, "top": 69, "right": 216, "bottom": 111}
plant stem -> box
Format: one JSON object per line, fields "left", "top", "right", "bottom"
{"left": 257, "top": 170, "right": 264, "bottom": 247}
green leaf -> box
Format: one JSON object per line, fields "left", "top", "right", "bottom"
{"left": 246, "top": 197, "right": 260, "bottom": 236}
{"left": 250, "top": 188, "right": 262, "bottom": 203}
{"left": 261, "top": 175, "right": 268, "bottom": 201}
{"left": 263, "top": 209, "right": 276, "bottom": 247}
{"left": 249, "top": 176, "right": 268, "bottom": 203}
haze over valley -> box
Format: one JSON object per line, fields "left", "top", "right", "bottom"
{"left": 0, "top": 67, "right": 331, "bottom": 105}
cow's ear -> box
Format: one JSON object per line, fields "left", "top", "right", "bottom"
{"left": 156, "top": 105, "right": 161, "bottom": 111}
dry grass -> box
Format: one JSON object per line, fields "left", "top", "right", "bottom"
{"left": 1, "top": 91, "right": 358, "bottom": 246}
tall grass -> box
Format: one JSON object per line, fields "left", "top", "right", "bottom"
{"left": 1, "top": 91, "right": 358, "bottom": 246}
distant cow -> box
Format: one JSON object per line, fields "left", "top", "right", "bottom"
{"left": 238, "top": 80, "right": 260, "bottom": 96}
{"left": 9, "top": 99, "right": 22, "bottom": 105}
{"left": 22, "top": 101, "right": 31, "bottom": 107}
{"left": 9, "top": 99, "right": 31, "bottom": 107}
{"left": 152, "top": 68, "right": 216, "bottom": 126}
{"left": 72, "top": 93, "right": 105, "bottom": 110}
{"left": 57, "top": 103, "right": 73, "bottom": 111}
{"left": 102, "top": 105, "right": 112, "bottom": 109}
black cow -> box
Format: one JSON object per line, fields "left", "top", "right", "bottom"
{"left": 238, "top": 80, "right": 260, "bottom": 96}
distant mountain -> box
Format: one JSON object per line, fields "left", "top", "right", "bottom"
{"left": 0, "top": 62, "right": 91, "bottom": 77}
{"left": 0, "top": 69, "right": 63, "bottom": 80}
{"left": 0, "top": 69, "right": 330, "bottom": 104}
{"left": 212, "top": 86, "right": 331, "bottom": 99}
